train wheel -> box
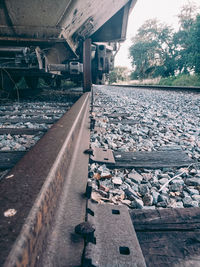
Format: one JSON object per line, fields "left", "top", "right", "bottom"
{"left": 0, "top": 70, "right": 16, "bottom": 92}
{"left": 25, "top": 76, "right": 39, "bottom": 89}
{"left": 83, "top": 39, "right": 91, "bottom": 92}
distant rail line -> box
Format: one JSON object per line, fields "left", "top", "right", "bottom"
{"left": 111, "top": 83, "right": 200, "bottom": 92}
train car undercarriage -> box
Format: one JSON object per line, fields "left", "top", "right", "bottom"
{"left": 0, "top": 0, "right": 137, "bottom": 92}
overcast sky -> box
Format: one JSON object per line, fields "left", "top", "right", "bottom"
{"left": 115, "top": 0, "right": 200, "bottom": 68}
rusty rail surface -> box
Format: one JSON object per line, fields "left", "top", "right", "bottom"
{"left": 2, "top": 92, "right": 91, "bottom": 266}
{"left": 111, "top": 84, "right": 200, "bottom": 92}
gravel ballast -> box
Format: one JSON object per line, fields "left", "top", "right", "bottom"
{"left": 0, "top": 90, "right": 78, "bottom": 183}
{"left": 0, "top": 101, "right": 72, "bottom": 151}
{"left": 89, "top": 85, "right": 200, "bottom": 209}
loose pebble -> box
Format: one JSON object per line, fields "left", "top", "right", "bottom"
{"left": 4, "top": 209, "right": 17, "bottom": 217}
{"left": 112, "top": 177, "right": 123, "bottom": 185}
{"left": 88, "top": 86, "right": 200, "bottom": 210}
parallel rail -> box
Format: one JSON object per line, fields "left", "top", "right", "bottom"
{"left": 111, "top": 84, "right": 200, "bottom": 92}
{"left": 1, "top": 93, "right": 91, "bottom": 266}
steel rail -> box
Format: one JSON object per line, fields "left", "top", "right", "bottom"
{"left": 1, "top": 92, "right": 91, "bottom": 266}
{"left": 110, "top": 84, "right": 200, "bottom": 92}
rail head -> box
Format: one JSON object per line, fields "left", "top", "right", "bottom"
{"left": 110, "top": 84, "right": 200, "bottom": 92}
{"left": 1, "top": 92, "right": 91, "bottom": 267}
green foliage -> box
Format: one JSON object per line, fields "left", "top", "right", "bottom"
{"left": 15, "top": 77, "right": 27, "bottom": 89}
{"left": 109, "top": 70, "right": 118, "bottom": 83}
{"left": 173, "top": 2, "right": 199, "bottom": 73}
{"left": 62, "top": 80, "right": 77, "bottom": 88}
{"left": 130, "top": 71, "right": 139, "bottom": 80}
{"left": 177, "top": 2, "right": 198, "bottom": 30}
{"left": 16, "top": 78, "right": 49, "bottom": 89}
{"left": 189, "top": 15, "right": 200, "bottom": 73}
{"left": 129, "top": 2, "right": 200, "bottom": 81}
{"left": 129, "top": 19, "right": 175, "bottom": 79}
{"left": 129, "top": 39, "right": 159, "bottom": 79}
{"left": 158, "top": 76, "right": 176, "bottom": 86}
{"left": 159, "top": 74, "right": 200, "bottom": 86}
{"left": 109, "top": 66, "right": 129, "bottom": 84}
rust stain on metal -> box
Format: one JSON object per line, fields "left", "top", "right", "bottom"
{"left": 3, "top": 93, "right": 90, "bottom": 267}
{"left": 19, "top": 249, "right": 29, "bottom": 267}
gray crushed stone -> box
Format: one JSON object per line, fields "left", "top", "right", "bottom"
{"left": 0, "top": 101, "right": 72, "bottom": 152}
{"left": 89, "top": 85, "right": 200, "bottom": 209}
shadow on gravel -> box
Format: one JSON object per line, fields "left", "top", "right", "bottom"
{"left": 0, "top": 87, "right": 83, "bottom": 103}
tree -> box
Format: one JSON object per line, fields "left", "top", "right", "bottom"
{"left": 129, "top": 40, "right": 158, "bottom": 79}
{"left": 109, "top": 67, "right": 130, "bottom": 83}
{"left": 108, "top": 70, "right": 118, "bottom": 83}
{"left": 178, "top": 2, "right": 198, "bottom": 30}
{"left": 173, "top": 2, "right": 199, "bottom": 73}
{"left": 189, "top": 15, "right": 200, "bottom": 73}
{"left": 129, "top": 2, "right": 200, "bottom": 79}
{"left": 129, "top": 19, "right": 175, "bottom": 79}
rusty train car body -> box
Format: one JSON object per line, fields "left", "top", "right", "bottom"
{"left": 0, "top": 0, "right": 137, "bottom": 91}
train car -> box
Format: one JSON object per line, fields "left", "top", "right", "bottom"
{"left": 0, "top": 0, "right": 137, "bottom": 92}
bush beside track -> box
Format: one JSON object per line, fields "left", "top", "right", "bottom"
{"left": 159, "top": 74, "right": 200, "bottom": 87}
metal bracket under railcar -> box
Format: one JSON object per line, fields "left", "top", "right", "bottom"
{"left": 0, "top": 0, "right": 137, "bottom": 92}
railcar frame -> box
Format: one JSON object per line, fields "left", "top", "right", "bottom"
{"left": 0, "top": 0, "right": 137, "bottom": 92}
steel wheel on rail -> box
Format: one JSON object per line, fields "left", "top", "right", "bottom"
{"left": 83, "top": 39, "right": 92, "bottom": 92}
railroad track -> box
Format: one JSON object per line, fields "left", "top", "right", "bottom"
{"left": 0, "top": 89, "right": 81, "bottom": 175}
{"left": 111, "top": 83, "right": 200, "bottom": 92}
{"left": 0, "top": 87, "right": 86, "bottom": 266}
{"left": 87, "top": 85, "right": 200, "bottom": 266}
{"left": 1, "top": 85, "right": 200, "bottom": 266}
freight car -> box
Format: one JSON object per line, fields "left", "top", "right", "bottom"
{"left": 0, "top": 0, "right": 137, "bottom": 92}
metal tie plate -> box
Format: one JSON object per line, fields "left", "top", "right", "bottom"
{"left": 83, "top": 201, "right": 146, "bottom": 267}
{"left": 90, "top": 147, "right": 115, "bottom": 164}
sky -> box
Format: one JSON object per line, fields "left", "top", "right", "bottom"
{"left": 115, "top": 0, "right": 200, "bottom": 69}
